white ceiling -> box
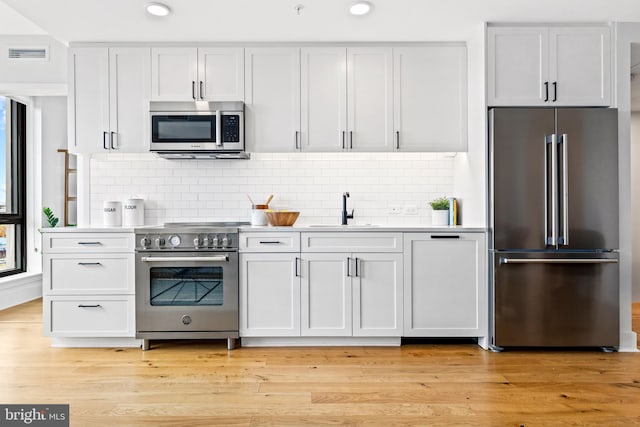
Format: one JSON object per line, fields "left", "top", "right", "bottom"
{"left": 2, "top": 0, "right": 640, "bottom": 44}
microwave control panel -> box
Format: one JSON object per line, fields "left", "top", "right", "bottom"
{"left": 222, "top": 114, "right": 241, "bottom": 142}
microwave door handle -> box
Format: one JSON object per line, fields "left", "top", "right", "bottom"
{"left": 216, "top": 112, "right": 222, "bottom": 147}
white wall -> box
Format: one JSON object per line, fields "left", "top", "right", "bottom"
{"left": 89, "top": 152, "right": 454, "bottom": 227}
{"left": 631, "top": 112, "right": 640, "bottom": 301}
{"left": 0, "top": 35, "right": 66, "bottom": 95}
{"left": 37, "top": 96, "right": 69, "bottom": 226}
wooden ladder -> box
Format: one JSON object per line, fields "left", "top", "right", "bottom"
{"left": 57, "top": 149, "right": 77, "bottom": 226}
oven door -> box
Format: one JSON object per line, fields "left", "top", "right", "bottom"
{"left": 135, "top": 251, "right": 238, "bottom": 334}
{"left": 150, "top": 111, "right": 219, "bottom": 151}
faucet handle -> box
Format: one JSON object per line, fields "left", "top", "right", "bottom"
{"left": 347, "top": 209, "right": 354, "bottom": 219}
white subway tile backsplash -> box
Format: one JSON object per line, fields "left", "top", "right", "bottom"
{"left": 89, "top": 152, "right": 454, "bottom": 226}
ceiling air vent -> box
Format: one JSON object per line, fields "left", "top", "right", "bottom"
{"left": 8, "top": 47, "right": 49, "bottom": 61}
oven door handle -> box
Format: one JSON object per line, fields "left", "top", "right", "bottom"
{"left": 140, "top": 255, "right": 229, "bottom": 263}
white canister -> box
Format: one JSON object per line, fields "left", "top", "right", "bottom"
{"left": 251, "top": 208, "right": 268, "bottom": 226}
{"left": 123, "top": 198, "right": 144, "bottom": 227}
{"left": 103, "top": 201, "right": 122, "bottom": 227}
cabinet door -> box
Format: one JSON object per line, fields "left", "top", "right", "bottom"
{"left": 347, "top": 47, "right": 394, "bottom": 151}
{"left": 352, "top": 253, "right": 403, "bottom": 336}
{"left": 68, "top": 47, "right": 110, "bottom": 154}
{"left": 403, "top": 233, "right": 487, "bottom": 337}
{"left": 240, "top": 253, "right": 300, "bottom": 336}
{"left": 245, "top": 48, "right": 301, "bottom": 152}
{"left": 300, "top": 47, "right": 347, "bottom": 152}
{"left": 301, "top": 253, "right": 352, "bottom": 336}
{"left": 549, "top": 27, "right": 611, "bottom": 106}
{"left": 198, "top": 47, "right": 244, "bottom": 101}
{"left": 109, "top": 48, "right": 150, "bottom": 152}
{"left": 487, "top": 27, "right": 549, "bottom": 106}
{"left": 151, "top": 47, "right": 198, "bottom": 100}
{"left": 393, "top": 46, "right": 467, "bottom": 152}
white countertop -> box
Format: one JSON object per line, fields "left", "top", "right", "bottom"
{"left": 40, "top": 225, "right": 486, "bottom": 233}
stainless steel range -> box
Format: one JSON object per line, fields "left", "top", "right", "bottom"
{"left": 134, "top": 222, "right": 248, "bottom": 350}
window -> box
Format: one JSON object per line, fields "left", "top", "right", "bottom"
{"left": 0, "top": 97, "right": 26, "bottom": 276}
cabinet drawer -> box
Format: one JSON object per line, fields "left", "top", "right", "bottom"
{"left": 44, "top": 295, "right": 135, "bottom": 337}
{"left": 301, "top": 232, "right": 402, "bottom": 252}
{"left": 239, "top": 232, "right": 300, "bottom": 252}
{"left": 43, "top": 233, "right": 134, "bottom": 253}
{"left": 43, "top": 253, "right": 135, "bottom": 295}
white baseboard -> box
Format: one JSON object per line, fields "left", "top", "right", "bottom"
{"left": 0, "top": 272, "right": 42, "bottom": 311}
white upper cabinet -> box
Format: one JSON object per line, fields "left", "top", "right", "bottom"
{"left": 393, "top": 46, "right": 467, "bottom": 152}
{"left": 487, "top": 25, "right": 611, "bottom": 106}
{"left": 347, "top": 47, "right": 394, "bottom": 152}
{"left": 300, "top": 47, "right": 348, "bottom": 152}
{"left": 151, "top": 47, "right": 244, "bottom": 101}
{"left": 68, "top": 47, "right": 150, "bottom": 154}
{"left": 245, "top": 47, "right": 301, "bottom": 152}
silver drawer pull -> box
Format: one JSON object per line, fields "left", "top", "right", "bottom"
{"left": 78, "top": 262, "right": 102, "bottom": 266}
{"left": 259, "top": 241, "right": 282, "bottom": 244}
{"left": 78, "top": 304, "right": 102, "bottom": 308}
{"left": 500, "top": 258, "right": 618, "bottom": 265}
{"left": 141, "top": 256, "right": 229, "bottom": 263}
{"left": 77, "top": 242, "right": 102, "bottom": 245}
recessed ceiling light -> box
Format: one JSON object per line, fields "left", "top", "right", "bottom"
{"left": 146, "top": 2, "right": 171, "bottom": 17}
{"left": 350, "top": 1, "right": 372, "bottom": 15}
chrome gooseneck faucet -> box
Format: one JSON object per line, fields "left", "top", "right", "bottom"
{"left": 342, "top": 192, "right": 354, "bottom": 225}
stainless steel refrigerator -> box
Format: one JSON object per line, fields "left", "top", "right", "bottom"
{"left": 489, "top": 108, "right": 619, "bottom": 349}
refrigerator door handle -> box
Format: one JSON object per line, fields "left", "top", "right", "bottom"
{"left": 560, "top": 133, "right": 569, "bottom": 246}
{"left": 544, "top": 134, "right": 557, "bottom": 246}
{"left": 499, "top": 257, "right": 618, "bottom": 265}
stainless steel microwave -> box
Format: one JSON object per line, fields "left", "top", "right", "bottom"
{"left": 150, "top": 101, "right": 247, "bottom": 159}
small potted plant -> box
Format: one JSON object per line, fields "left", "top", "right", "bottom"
{"left": 428, "top": 196, "right": 449, "bottom": 226}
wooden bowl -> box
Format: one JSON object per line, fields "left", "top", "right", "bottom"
{"left": 265, "top": 211, "right": 300, "bottom": 226}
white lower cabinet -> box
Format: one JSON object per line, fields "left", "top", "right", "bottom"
{"left": 403, "top": 232, "right": 487, "bottom": 339}
{"left": 240, "top": 252, "right": 300, "bottom": 336}
{"left": 41, "top": 231, "right": 136, "bottom": 343}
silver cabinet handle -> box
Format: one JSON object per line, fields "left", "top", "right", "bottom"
{"left": 395, "top": 131, "right": 400, "bottom": 150}
{"left": 191, "top": 81, "right": 196, "bottom": 100}
{"left": 552, "top": 81, "right": 557, "bottom": 102}
{"left": 295, "top": 130, "right": 300, "bottom": 150}
{"left": 259, "top": 241, "right": 282, "bottom": 244}
{"left": 354, "top": 257, "right": 360, "bottom": 277}
{"left": 110, "top": 131, "right": 117, "bottom": 150}
{"left": 199, "top": 81, "right": 204, "bottom": 100}
{"left": 430, "top": 235, "right": 460, "bottom": 239}
{"left": 346, "top": 257, "right": 352, "bottom": 277}
{"left": 103, "top": 131, "right": 108, "bottom": 150}
{"left": 544, "top": 82, "right": 549, "bottom": 102}
{"left": 141, "top": 256, "right": 229, "bottom": 262}
{"left": 500, "top": 258, "right": 618, "bottom": 265}
{"left": 78, "top": 262, "right": 101, "bottom": 266}
{"left": 295, "top": 257, "right": 300, "bottom": 277}
{"left": 78, "top": 304, "right": 102, "bottom": 308}
{"left": 349, "top": 131, "right": 353, "bottom": 149}
{"left": 560, "top": 133, "right": 569, "bottom": 246}
{"left": 77, "top": 241, "right": 102, "bottom": 245}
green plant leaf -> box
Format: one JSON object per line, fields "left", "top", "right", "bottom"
{"left": 43, "top": 207, "right": 60, "bottom": 228}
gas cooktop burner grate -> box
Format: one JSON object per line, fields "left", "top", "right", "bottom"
{"left": 163, "top": 221, "right": 251, "bottom": 228}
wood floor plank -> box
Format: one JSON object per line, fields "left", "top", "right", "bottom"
{"left": 0, "top": 299, "right": 639, "bottom": 426}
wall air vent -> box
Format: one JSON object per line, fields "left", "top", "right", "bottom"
{"left": 8, "top": 47, "right": 49, "bottom": 61}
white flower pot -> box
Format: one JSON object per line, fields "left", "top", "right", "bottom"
{"left": 431, "top": 209, "right": 449, "bottom": 226}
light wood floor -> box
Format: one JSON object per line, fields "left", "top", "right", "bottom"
{"left": 1, "top": 300, "right": 639, "bottom": 426}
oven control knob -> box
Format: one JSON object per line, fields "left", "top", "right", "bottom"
{"left": 181, "top": 315, "right": 192, "bottom": 325}
{"left": 168, "top": 235, "right": 181, "bottom": 247}
{"left": 155, "top": 237, "right": 166, "bottom": 248}
{"left": 212, "top": 235, "right": 220, "bottom": 248}
{"left": 140, "top": 237, "right": 151, "bottom": 248}
{"left": 222, "top": 235, "right": 230, "bottom": 247}
{"left": 203, "top": 235, "right": 210, "bottom": 247}
{"left": 193, "top": 237, "right": 202, "bottom": 248}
